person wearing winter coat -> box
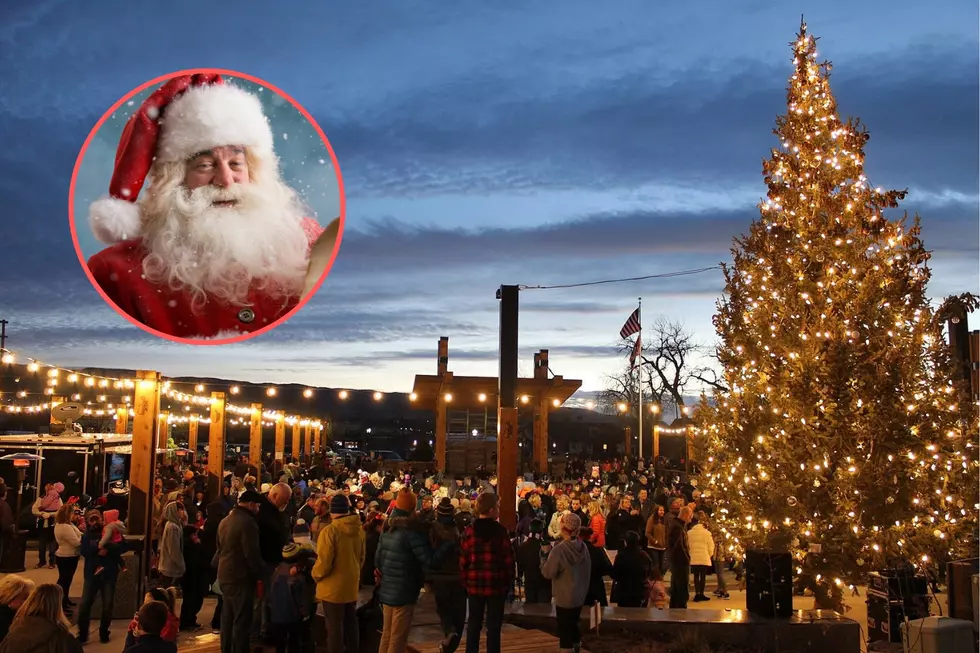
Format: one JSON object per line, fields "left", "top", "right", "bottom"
{"left": 360, "top": 516, "right": 384, "bottom": 586}
{"left": 644, "top": 505, "right": 668, "bottom": 575}
{"left": 268, "top": 544, "right": 314, "bottom": 653}
{"left": 515, "top": 520, "right": 552, "bottom": 604}
{"left": 312, "top": 495, "right": 366, "bottom": 653}
{"left": 578, "top": 528, "right": 612, "bottom": 607}
{"left": 31, "top": 482, "right": 64, "bottom": 569}
{"left": 0, "top": 584, "right": 81, "bottom": 653}
{"left": 125, "top": 588, "right": 180, "bottom": 648}
{"left": 666, "top": 507, "right": 693, "bottom": 608}
{"left": 179, "top": 524, "right": 209, "bottom": 629}
{"left": 547, "top": 496, "right": 570, "bottom": 541}
{"left": 53, "top": 504, "right": 82, "bottom": 612}
{"left": 459, "top": 493, "right": 514, "bottom": 653}
{"left": 586, "top": 501, "right": 606, "bottom": 549}
{"left": 157, "top": 501, "right": 187, "bottom": 586}
{"left": 215, "top": 491, "right": 269, "bottom": 653}
{"left": 0, "top": 575, "right": 34, "bottom": 642}
{"left": 375, "top": 489, "right": 435, "bottom": 653}
{"left": 123, "top": 600, "right": 178, "bottom": 653}
{"left": 687, "top": 512, "right": 715, "bottom": 602}
{"left": 77, "top": 509, "right": 126, "bottom": 644}
{"left": 611, "top": 531, "right": 652, "bottom": 607}
{"left": 426, "top": 499, "right": 465, "bottom": 653}
{"left": 540, "top": 513, "right": 591, "bottom": 653}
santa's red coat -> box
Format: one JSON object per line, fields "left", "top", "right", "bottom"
{"left": 88, "top": 217, "right": 324, "bottom": 339}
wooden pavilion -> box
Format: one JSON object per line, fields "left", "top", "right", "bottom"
{"left": 411, "top": 337, "right": 582, "bottom": 474}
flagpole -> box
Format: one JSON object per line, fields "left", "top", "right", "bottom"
{"left": 637, "top": 297, "right": 643, "bottom": 462}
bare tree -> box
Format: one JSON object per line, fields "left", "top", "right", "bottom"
{"left": 606, "top": 319, "right": 727, "bottom": 419}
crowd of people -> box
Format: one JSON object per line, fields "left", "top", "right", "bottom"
{"left": 0, "top": 453, "right": 736, "bottom": 653}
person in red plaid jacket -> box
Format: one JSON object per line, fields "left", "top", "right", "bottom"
{"left": 459, "top": 493, "right": 514, "bottom": 653}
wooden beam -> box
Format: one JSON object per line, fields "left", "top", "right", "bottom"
{"left": 128, "top": 371, "right": 160, "bottom": 538}
{"left": 435, "top": 394, "right": 447, "bottom": 472}
{"left": 533, "top": 397, "right": 549, "bottom": 474}
{"left": 274, "top": 412, "right": 286, "bottom": 476}
{"left": 625, "top": 426, "right": 632, "bottom": 458}
{"left": 207, "top": 392, "right": 226, "bottom": 499}
{"left": 249, "top": 403, "right": 263, "bottom": 468}
{"left": 115, "top": 407, "right": 129, "bottom": 435}
{"left": 187, "top": 415, "right": 199, "bottom": 454}
{"left": 291, "top": 420, "right": 301, "bottom": 461}
{"left": 303, "top": 422, "right": 311, "bottom": 465}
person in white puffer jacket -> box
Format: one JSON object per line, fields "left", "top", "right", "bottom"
{"left": 548, "top": 496, "right": 570, "bottom": 541}
{"left": 686, "top": 511, "right": 715, "bottom": 602}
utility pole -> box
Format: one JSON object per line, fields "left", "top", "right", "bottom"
{"left": 0, "top": 319, "right": 7, "bottom": 354}
{"left": 496, "top": 285, "right": 519, "bottom": 531}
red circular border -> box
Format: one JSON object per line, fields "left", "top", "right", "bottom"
{"left": 68, "top": 67, "right": 346, "bottom": 346}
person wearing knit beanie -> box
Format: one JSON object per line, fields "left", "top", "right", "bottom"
{"left": 292, "top": 518, "right": 311, "bottom": 545}
{"left": 394, "top": 488, "right": 417, "bottom": 512}
{"left": 330, "top": 494, "right": 351, "bottom": 516}
{"left": 436, "top": 497, "right": 455, "bottom": 519}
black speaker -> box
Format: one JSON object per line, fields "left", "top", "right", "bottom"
{"left": 745, "top": 549, "right": 793, "bottom": 617}
{"left": 868, "top": 569, "right": 929, "bottom": 600}
{"left": 947, "top": 558, "right": 980, "bottom": 624}
{"left": 867, "top": 591, "right": 930, "bottom": 643}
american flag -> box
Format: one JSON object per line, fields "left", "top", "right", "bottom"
{"left": 619, "top": 308, "right": 640, "bottom": 339}
{"left": 630, "top": 336, "right": 641, "bottom": 368}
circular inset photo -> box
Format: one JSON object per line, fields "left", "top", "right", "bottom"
{"left": 70, "top": 69, "right": 345, "bottom": 344}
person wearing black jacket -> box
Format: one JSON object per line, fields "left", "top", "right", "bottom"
{"left": 666, "top": 507, "right": 692, "bottom": 608}
{"left": 179, "top": 525, "right": 208, "bottom": 630}
{"left": 199, "top": 501, "right": 226, "bottom": 633}
{"left": 254, "top": 484, "right": 291, "bottom": 642}
{"left": 515, "top": 521, "right": 551, "bottom": 604}
{"left": 610, "top": 531, "right": 651, "bottom": 607}
{"left": 579, "top": 527, "right": 612, "bottom": 607}
{"left": 604, "top": 497, "right": 641, "bottom": 551}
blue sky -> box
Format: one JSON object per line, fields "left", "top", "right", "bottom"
{"left": 0, "top": 0, "right": 977, "bottom": 403}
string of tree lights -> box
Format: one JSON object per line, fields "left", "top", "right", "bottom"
{"left": 0, "top": 347, "right": 587, "bottom": 424}
{"left": 694, "top": 22, "right": 979, "bottom": 612}
{"left": 0, "top": 348, "right": 324, "bottom": 428}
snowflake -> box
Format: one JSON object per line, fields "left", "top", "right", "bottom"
{"left": 319, "top": 159, "right": 326, "bottom": 165}
{"left": 146, "top": 106, "right": 160, "bottom": 121}
{"left": 127, "top": 100, "right": 134, "bottom": 106}
{"left": 282, "top": 133, "right": 288, "bottom": 140}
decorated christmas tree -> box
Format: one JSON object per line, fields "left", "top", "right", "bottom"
{"left": 696, "top": 19, "right": 979, "bottom": 610}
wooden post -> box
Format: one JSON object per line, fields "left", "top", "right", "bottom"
{"left": 653, "top": 425, "right": 660, "bottom": 460}
{"left": 249, "top": 403, "right": 263, "bottom": 468}
{"left": 624, "top": 426, "right": 632, "bottom": 458}
{"left": 187, "top": 415, "right": 199, "bottom": 455}
{"left": 291, "top": 420, "right": 301, "bottom": 461}
{"left": 533, "top": 396, "right": 549, "bottom": 474}
{"left": 301, "top": 422, "right": 310, "bottom": 464}
{"left": 128, "top": 371, "right": 160, "bottom": 540}
{"left": 274, "top": 412, "right": 286, "bottom": 476}
{"left": 313, "top": 424, "right": 321, "bottom": 456}
{"left": 207, "top": 392, "right": 226, "bottom": 499}
{"left": 497, "top": 284, "right": 519, "bottom": 531}
{"left": 435, "top": 394, "right": 448, "bottom": 472}
{"left": 115, "top": 407, "right": 129, "bottom": 435}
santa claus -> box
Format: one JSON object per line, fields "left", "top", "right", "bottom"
{"left": 85, "top": 73, "right": 338, "bottom": 340}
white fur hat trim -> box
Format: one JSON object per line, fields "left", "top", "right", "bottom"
{"left": 156, "top": 83, "right": 274, "bottom": 164}
{"left": 89, "top": 195, "right": 142, "bottom": 245}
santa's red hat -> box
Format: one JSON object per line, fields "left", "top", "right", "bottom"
{"left": 89, "top": 73, "right": 276, "bottom": 245}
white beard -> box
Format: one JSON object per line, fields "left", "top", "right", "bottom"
{"left": 141, "top": 180, "right": 310, "bottom": 309}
